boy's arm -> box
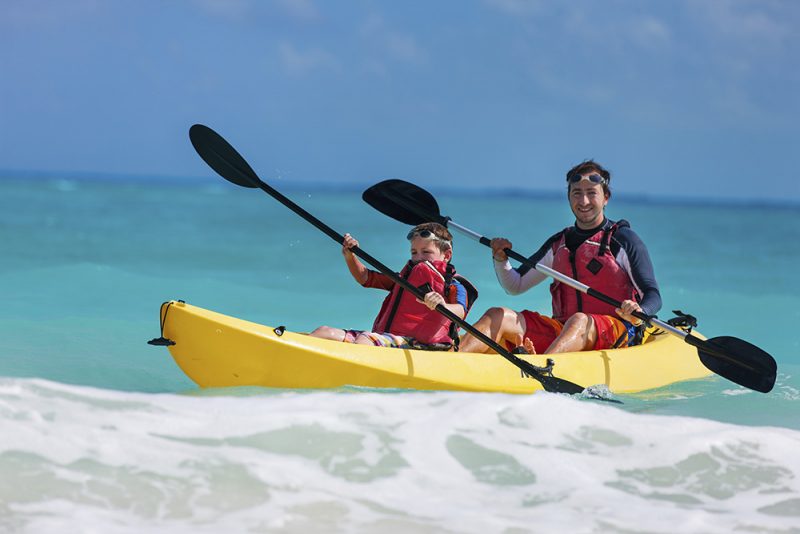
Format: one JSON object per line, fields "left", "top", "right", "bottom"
{"left": 344, "top": 250, "right": 369, "bottom": 285}
{"left": 342, "top": 233, "right": 369, "bottom": 285}
{"left": 420, "top": 292, "right": 466, "bottom": 319}
{"left": 442, "top": 301, "right": 466, "bottom": 320}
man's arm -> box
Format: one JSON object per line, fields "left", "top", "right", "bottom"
{"left": 614, "top": 227, "right": 662, "bottom": 316}
{"left": 493, "top": 232, "right": 562, "bottom": 295}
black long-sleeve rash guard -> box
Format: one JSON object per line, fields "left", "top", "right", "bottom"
{"left": 493, "top": 218, "right": 663, "bottom": 317}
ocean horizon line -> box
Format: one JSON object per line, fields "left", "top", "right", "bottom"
{"left": 1, "top": 168, "right": 798, "bottom": 210}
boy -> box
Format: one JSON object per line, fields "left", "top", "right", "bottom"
{"left": 310, "top": 223, "right": 476, "bottom": 349}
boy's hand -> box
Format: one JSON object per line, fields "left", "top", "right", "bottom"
{"left": 419, "top": 291, "right": 444, "bottom": 310}
{"left": 342, "top": 233, "right": 359, "bottom": 257}
{"left": 490, "top": 238, "right": 512, "bottom": 261}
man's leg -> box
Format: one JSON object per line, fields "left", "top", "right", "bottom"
{"left": 544, "top": 312, "right": 598, "bottom": 354}
{"left": 458, "top": 306, "right": 527, "bottom": 353}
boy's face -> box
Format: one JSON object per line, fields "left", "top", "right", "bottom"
{"left": 410, "top": 237, "right": 451, "bottom": 263}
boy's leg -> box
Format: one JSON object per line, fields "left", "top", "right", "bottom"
{"left": 309, "top": 326, "right": 352, "bottom": 342}
{"left": 458, "top": 306, "right": 527, "bottom": 353}
{"left": 353, "top": 332, "right": 413, "bottom": 348}
{"left": 354, "top": 332, "right": 379, "bottom": 345}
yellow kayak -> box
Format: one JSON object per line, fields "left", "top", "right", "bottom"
{"left": 154, "top": 300, "right": 713, "bottom": 394}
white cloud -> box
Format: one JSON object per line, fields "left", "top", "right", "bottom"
{"left": 385, "top": 33, "right": 426, "bottom": 63}
{"left": 684, "top": 1, "right": 796, "bottom": 122}
{"left": 360, "top": 13, "right": 427, "bottom": 66}
{"left": 194, "top": 0, "right": 252, "bottom": 21}
{"left": 630, "top": 15, "right": 671, "bottom": 49}
{"left": 278, "top": 42, "right": 339, "bottom": 76}
{"left": 483, "top": 0, "right": 795, "bottom": 127}
{"left": 361, "top": 13, "right": 384, "bottom": 35}
{"left": 691, "top": 0, "right": 791, "bottom": 46}
{"left": 483, "top": 0, "right": 544, "bottom": 17}
{"left": 193, "top": 0, "right": 318, "bottom": 22}
{"left": 1, "top": 0, "right": 106, "bottom": 28}
{"left": 276, "top": 0, "right": 319, "bottom": 21}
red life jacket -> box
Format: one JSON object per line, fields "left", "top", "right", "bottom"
{"left": 549, "top": 222, "right": 639, "bottom": 323}
{"left": 371, "top": 260, "right": 476, "bottom": 346}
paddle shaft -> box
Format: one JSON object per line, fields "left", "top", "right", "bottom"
{"left": 246, "top": 182, "right": 567, "bottom": 386}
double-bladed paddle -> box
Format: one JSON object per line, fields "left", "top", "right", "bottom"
{"left": 363, "top": 179, "right": 778, "bottom": 394}
{"left": 188, "top": 124, "right": 589, "bottom": 396}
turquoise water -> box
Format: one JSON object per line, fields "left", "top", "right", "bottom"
{"left": 1, "top": 175, "right": 799, "bottom": 531}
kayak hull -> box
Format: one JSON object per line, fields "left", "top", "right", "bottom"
{"left": 157, "top": 301, "right": 713, "bottom": 394}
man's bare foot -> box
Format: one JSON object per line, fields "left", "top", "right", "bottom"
{"left": 512, "top": 334, "right": 537, "bottom": 354}
{"left": 523, "top": 337, "right": 536, "bottom": 354}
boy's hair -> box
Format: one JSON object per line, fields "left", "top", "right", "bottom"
{"left": 407, "top": 222, "right": 453, "bottom": 253}
{"left": 566, "top": 159, "right": 612, "bottom": 197}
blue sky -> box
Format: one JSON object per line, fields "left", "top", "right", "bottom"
{"left": 1, "top": 0, "right": 798, "bottom": 202}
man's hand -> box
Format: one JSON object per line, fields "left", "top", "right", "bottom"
{"left": 490, "top": 238, "right": 513, "bottom": 262}
{"left": 616, "top": 300, "right": 644, "bottom": 326}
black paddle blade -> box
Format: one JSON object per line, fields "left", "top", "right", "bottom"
{"left": 362, "top": 179, "right": 445, "bottom": 226}
{"left": 513, "top": 357, "right": 586, "bottom": 395}
{"left": 696, "top": 335, "right": 777, "bottom": 393}
{"left": 189, "top": 124, "right": 260, "bottom": 188}
{"left": 538, "top": 375, "right": 587, "bottom": 396}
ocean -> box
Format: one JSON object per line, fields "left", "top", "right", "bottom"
{"left": 1, "top": 175, "right": 798, "bottom": 532}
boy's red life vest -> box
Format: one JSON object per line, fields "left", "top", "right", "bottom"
{"left": 369, "top": 260, "right": 476, "bottom": 345}
{"left": 549, "top": 222, "right": 639, "bottom": 323}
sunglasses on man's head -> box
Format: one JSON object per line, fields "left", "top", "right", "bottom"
{"left": 567, "top": 173, "right": 607, "bottom": 185}
{"left": 406, "top": 229, "right": 450, "bottom": 242}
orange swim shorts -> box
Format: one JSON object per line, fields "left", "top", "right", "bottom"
{"left": 518, "top": 310, "right": 633, "bottom": 352}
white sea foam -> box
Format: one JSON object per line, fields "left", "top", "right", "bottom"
{"left": 722, "top": 388, "right": 753, "bottom": 396}
{"left": 1, "top": 378, "right": 799, "bottom": 533}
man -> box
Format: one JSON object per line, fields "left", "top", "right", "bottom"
{"left": 459, "top": 160, "right": 661, "bottom": 354}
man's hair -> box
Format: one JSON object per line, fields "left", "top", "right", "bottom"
{"left": 408, "top": 222, "right": 453, "bottom": 253}
{"left": 566, "top": 159, "right": 612, "bottom": 197}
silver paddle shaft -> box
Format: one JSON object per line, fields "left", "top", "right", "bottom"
{"left": 447, "top": 220, "right": 484, "bottom": 242}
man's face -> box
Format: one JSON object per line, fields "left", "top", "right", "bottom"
{"left": 568, "top": 175, "right": 608, "bottom": 229}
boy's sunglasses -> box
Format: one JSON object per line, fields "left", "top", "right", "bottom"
{"left": 407, "top": 229, "right": 450, "bottom": 242}
{"left": 567, "top": 173, "right": 607, "bottom": 185}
